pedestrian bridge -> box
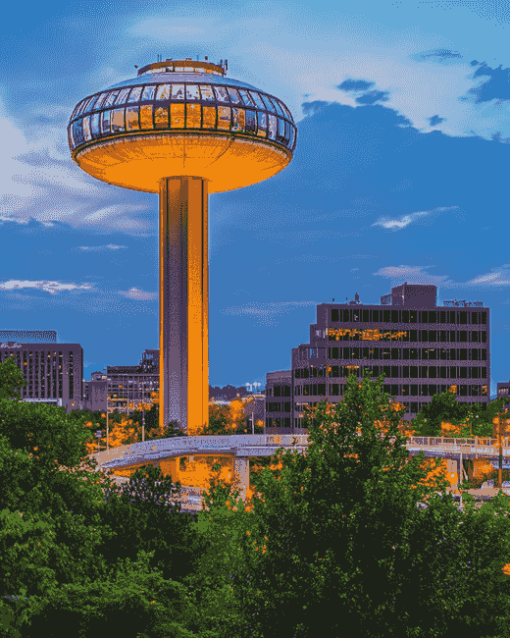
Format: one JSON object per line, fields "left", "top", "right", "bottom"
{"left": 91, "top": 434, "right": 510, "bottom": 512}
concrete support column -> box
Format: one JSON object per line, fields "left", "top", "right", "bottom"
{"left": 234, "top": 456, "right": 250, "bottom": 499}
{"left": 159, "top": 176, "right": 209, "bottom": 434}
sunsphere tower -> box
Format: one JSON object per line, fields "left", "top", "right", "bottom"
{"left": 68, "top": 56, "right": 297, "bottom": 433}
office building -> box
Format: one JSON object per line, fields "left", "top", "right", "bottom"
{"left": 265, "top": 370, "right": 292, "bottom": 430}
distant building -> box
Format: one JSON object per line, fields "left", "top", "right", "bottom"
{"left": 497, "top": 380, "right": 510, "bottom": 412}
{"left": 0, "top": 338, "right": 83, "bottom": 408}
{"left": 265, "top": 370, "right": 292, "bottom": 431}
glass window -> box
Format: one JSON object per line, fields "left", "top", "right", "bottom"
{"left": 82, "top": 116, "right": 92, "bottom": 141}
{"left": 95, "top": 92, "right": 110, "bottom": 110}
{"left": 170, "top": 103, "right": 185, "bottom": 128}
{"left": 100, "top": 110, "right": 111, "bottom": 135}
{"left": 90, "top": 112, "right": 100, "bottom": 138}
{"left": 257, "top": 111, "right": 267, "bottom": 137}
{"left": 76, "top": 98, "right": 90, "bottom": 117}
{"left": 155, "top": 107, "right": 168, "bottom": 128}
{"left": 111, "top": 108, "right": 125, "bottom": 132}
{"left": 268, "top": 114, "right": 277, "bottom": 140}
{"left": 156, "top": 84, "right": 171, "bottom": 100}
{"left": 282, "top": 103, "right": 293, "bottom": 120}
{"left": 272, "top": 98, "right": 285, "bottom": 118}
{"left": 105, "top": 91, "right": 119, "bottom": 107}
{"left": 172, "top": 84, "right": 185, "bottom": 100}
{"left": 140, "top": 105, "right": 153, "bottom": 129}
{"left": 227, "top": 87, "right": 242, "bottom": 104}
{"left": 249, "top": 91, "right": 266, "bottom": 109}
{"left": 239, "top": 89, "right": 255, "bottom": 107}
{"left": 127, "top": 86, "right": 143, "bottom": 103}
{"left": 245, "top": 109, "right": 257, "bottom": 134}
{"left": 72, "top": 119, "right": 84, "bottom": 145}
{"left": 232, "top": 107, "right": 245, "bottom": 132}
{"left": 260, "top": 93, "right": 276, "bottom": 112}
{"left": 214, "top": 86, "right": 230, "bottom": 102}
{"left": 276, "top": 117, "right": 287, "bottom": 143}
{"left": 141, "top": 85, "right": 156, "bottom": 101}
{"left": 186, "top": 103, "right": 201, "bottom": 128}
{"left": 68, "top": 125, "right": 75, "bottom": 149}
{"left": 85, "top": 94, "right": 101, "bottom": 113}
{"left": 126, "top": 106, "right": 139, "bottom": 131}
{"left": 71, "top": 101, "right": 83, "bottom": 120}
{"left": 186, "top": 84, "right": 201, "bottom": 100}
{"left": 289, "top": 124, "right": 296, "bottom": 150}
{"left": 199, "top": 85, "right": 215, "bottom": 101}
{"left": 202, "top": 105, "right": 216, "bottom": 128}
{"left": 217, "top": 106, "right": 231, "bottom": 130}
{"left": 115, "top": 88, "right": 131, "bottom": 105}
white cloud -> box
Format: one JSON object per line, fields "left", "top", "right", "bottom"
{"left": 372, "top": 206, "right": 460, "bottom": 231}
{"left": 0, "top": 280, "right": 93, "bottom": 295}
{"left": 467, "top": 264, "right": 510, "bottom": 286}
{"left": 221, "top": 300, "right": 318, "bottom": 326}
{"left": 118, "top": 287, "right": 157, "bottom": 301}
{"left": 78, "top": 244, "right": 127, "bottom": 251}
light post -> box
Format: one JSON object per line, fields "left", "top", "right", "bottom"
{"left": 96, "top": 429, "right": 102, "bottom": 455}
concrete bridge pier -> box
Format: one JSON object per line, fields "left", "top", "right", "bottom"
{"left": 234, "top": 456, "right": 250, "bottom": 500}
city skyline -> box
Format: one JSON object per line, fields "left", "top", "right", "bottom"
{"left": 1, "top": 0, "right": 510, "bottom": 397}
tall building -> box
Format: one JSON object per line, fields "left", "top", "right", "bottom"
{"left": 68, "top": 56, "right": 297, "bottom": 434}
{"left": 497, "top": 380, "right": 510, "bottom": 412}
{"left": 289, "top": 284, "right": 489, "bottom": 426}
{"left": 0, "top": 337, "right": 83, "bottom": 407}
{"left": 265, "top": 370, "right": 292, "bottom": 430}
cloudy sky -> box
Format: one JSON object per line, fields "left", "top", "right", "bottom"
{"left": 1, "top": 0, "right": 510, "bottom": 396}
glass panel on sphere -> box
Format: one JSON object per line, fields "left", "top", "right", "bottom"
{"left": 156, "top": 84, "right": 171, "bottom": 101}
{"left": 95, "top": 92, "right": 110, "bottom": 109}
{"left": 231, "top": 107, "right": 245, "bottom": 132}
{"left": 86, "top": 94, "right": 100, "bottom": 113}
{"left": 91, "top": 112, "right": 100, "bottom": 138}
{"left": 154, "top": 106, "right": 168, "bottom": 129}
{"left": 276, "top": 117, "right": 286, "bottom": 143}
{"left": 217, "top": 106, "right": 231, "bottom": 130}
{"left": 227, "top": 87, "right": 241, "bottom": 104}
{"left": 126, "top": 107, "right": 139, "bottom": 131}
{"left": 172, "top": 84, "right": 185, "bottom": 100}
{"left": 257, "top": 111, "right": 267, "bottom": 137}
{"left": 141, "top": 85, "right": 156, "bottom": 101}
{"left": 100, "top": 110, "right": 111, "bottom": 135}
{"left": 186, "top": 85, "right": 200, "bottom": 100}
{"left": 239, "top": 89, "right": 255, "bottom": 106}
{"left": 127, "top": 86, "right": 143, "bottom": 103}
{"left": 268, "top": 114, "right": 277, "bottom": 140}
{"left": 140, "top": 105, "right": 153, "bottom": 129}
{"left": 284, "top": 120, "right": 291, "bottom": 142}
{"left": 111, "top": 108, "right": 125, "bottom": 132}
{"left": 115, "top": 88, "right": 131, "bottom": 105}
{"left": 71, "top": 102, "right": 82, "bottom": 120}
{"left": 186, "top": 103, "right": 201, "bottom": 128}
{"left": 199, "top": 85, "right": 215, "bottom": 101}
{"left": 213, "top": 86, "right": 229, "bottom": 102}
{"left": 82, "top": 116, "right": 92, "bottom": 141}
{"left": 245, "top": 109, "right": 257, "bottom": 134}
{"left": 72, "top": 120, "right": 84, "bottom": 145}
{"left": 202, "top": 105, "right": 216, "bottom": 128}
{"left": 170, "top": 103, "right": 185, "bottom": 128}
{"left": 68, "top": 125, "right": 75, "bottom": 149}
{"left": 272, "top": 99, "right": 285, "bottom": 118}
{"left": 282, "top": 103, "right": 293, "bottom": 120}
{"left": 105, "top": 91, "right": 119, "bottom": 107}
{"left": 260, "top": 94, "right": 276, "bottom": 112}
{"left": 249, "top": 91, "right": 266, "bottom": 109}
{"left": 77, "top": 98, "right": 91, "bottom": 116}
{"left": 290, "top": 125, "right": 296, "bottom": 149}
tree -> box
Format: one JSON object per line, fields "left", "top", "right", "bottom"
{"left": 0, "top": 355, "right": 27, "bottom": 402}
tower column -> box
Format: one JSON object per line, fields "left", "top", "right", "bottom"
{"left": 159, "top": 176, "right": 209, "bottom": 434}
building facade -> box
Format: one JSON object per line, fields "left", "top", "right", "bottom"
{"left": 265, "top": 370, "right": 293, "bottom": 430}
{"left": 292, "top": 284, "right": 490, "bottom": 426}
{"left": 0, "top": 339, "right": 83, "bottom": 407}
{"left": 497, "top": 380, "right": 510, "bottom": 412}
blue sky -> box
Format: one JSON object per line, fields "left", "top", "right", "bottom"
{"left": 1, "top": 0, "right": 510, "bottom": 396}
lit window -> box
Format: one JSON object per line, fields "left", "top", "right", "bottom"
{"left": 111, "top": 108, "right": 125, "bottom": 132}
{"left": 127, "top": 86, "right": 143, "bottom": 103}
{"left": 260, "top": 94, "right": 276, "bottom": 113}
{"left": 126, "top": 106, "right": 139, "bottom": 131}
{"left": 231, "top": 107, "right": 245, "bottom": 132}
{"left": 245, "top": 109, "right": 257, "bottom": 134}
{"left": 82, "top": 116, "right": 92, "bottom": 141}
{"left": 257, "top": 111, "right": 267, "bottom": 137}
{"left": 199, "top": 85, "right": 215, "bottom": 101}
{"left": 249, "top": 91, "right": 266, "bottom": 110}
{"left": 115, "top": 88, "right": 131, "bottom": 105}
{"left": 239, "top": 89, "right": 255, "bottom": 107}
{"left": 217, "top": 106, "right": 231, "bottom": 130}
{"left": 186, "top": 85, "right": 200, "bottom": 100}
{"left": 268, "top": 114, "right": 277, "bottom": 140}
{"left": 170, "top": 103, "right": 185, "bottom": 128}
{"left": 214, "top": 86, "right": 230, "bottom": 102}
{"left": 202, "top": 105, "right": 216, "bottom": 128}
{"left": 101, "top": 110, "right": 111, "bottom": 135}
{"left": 105, "top": 91, "right": 119, "bottom": 107}
{"left": 172, "top": 84, "right": 185, "bottom": 100}
{"left": 90, "top": 112, "right": 100, "bottom": 138}
{"left": 141, "top": 85, "right": 156, "bottom": 101}
{"left": 140, "top": 105, "right": 153, "bottom": 129}
{"left": 227, "top": 87, "right": 242, "bottom": 104}
{"left": 156, "top": 84, "right": 171, "bottom": 100}
{"left": 186, "top": 103, "right": 201, "bottom": 128}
